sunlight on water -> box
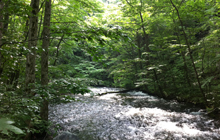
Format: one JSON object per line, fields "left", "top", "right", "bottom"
{"left": 49, "top": 87, "right": 220, "bottom": 140}
{"left": 99, "top": 94, "right": 117, "bottom": 100}
{"left": 156, "top": 121, "right": 201, "bottom": 135}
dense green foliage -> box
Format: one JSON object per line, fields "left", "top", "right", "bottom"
{"left": 1, "top": 0, "right": 220, "bottom": 139}
{"left": 108, "top": 0, "right": 220, "bottom": 108}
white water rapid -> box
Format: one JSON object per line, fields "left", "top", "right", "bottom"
{"left": 49, "top": 87, "right": 220, "bottom": 140}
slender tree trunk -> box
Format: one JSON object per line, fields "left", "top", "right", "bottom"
{"left": 139, "top": 11, "right": 149, "bottom": 52}
{"left": 0, "top": 0, "right": 4, "bottom": 77}
{"left": 136, "top": 32, "right": 143, "bottom": 69}
{"left": 215, "top": 44, "right": 220, "bottom": 72}
{"left": 153, "top": 69, "right": 164, "bottom": 97}
{"left": 172, "top": 16, "right": 191, "bottom": 87}
{"left": 38, "top": 9, "right": 44, "bottom": 39}
{"left": 176, "top": 33, "right": 191, "bottom": 87}
{"left": 5, "top": 0, "right": 18, "bottom": 88}
{"left": 40, "top": 0, "right": 51, "bottom": 122}
{"left": 201, "top": 40, "right": 206, "bottom": 73}
{"left": 25, "top": 0, "right": 40, "bottom": 95}
{"left": 24, "top": 1, "right": 40, "bottom": 139}
{"left": 3, "top": 0, "right": 10, "bottom": 35}
{"left": 139, "top": 11, "right": 150, "bottom": 91}
{"left": 13, "top": 69, "right": 20, "bottom": 88}
{"left": 170, "top": 0, "right": 207, "bottom": 104}
{"left": 24, "top": 19, "right": 29, "bottom": 41}
{"left": 12, "top": 15, "right": 29, "bottom": 89}
{"left": 180, "top": 50, "right": 191, "bottom": 87}
{"left": 53, "top": 34, "right": 64, "bottom": 66}
{"left": 125, "top": 0, "right": 149, "bottom": 59}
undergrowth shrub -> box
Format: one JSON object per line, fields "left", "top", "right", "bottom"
{"left": 0, "top": 77, "right": 94, "bottom": 139}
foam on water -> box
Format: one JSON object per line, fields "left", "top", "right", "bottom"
{"left": 49, "top": 87, "right": 220, "bottom": 140}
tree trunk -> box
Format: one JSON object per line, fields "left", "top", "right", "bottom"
{"left": 176, "top": 32, "right": 191, "bottom": 87}
{"left": 153, "top": 69, "right": 164, "bottom": 97}
{"left": 3, "top": 0, "right": 10, "bottom": 35}
{"left": 40, "top": 0, "right": 51, "bottom": 122}
{"left": 136, "top": 32, "right": 143, "bottom": 69}
{"left": 53, "top": 34, "right": 64, "bottom": 66}
{"left": 0, "top": 0, "right": 4, "bottom": 78}
{"left": 172, "top": 17, "right": 191, "bottom": 87}
{"left": 170, "top": 0, "right": 207, "bottom": 104}
{"left": 13, "top": 69, "right": 20, "bottom": 89}
{"left": 38, "top": 7, "right": 44, "bottom": 39}
{"left": 25, "top": 0, "right": 40, "bottom": 95}
{"left": 139, "top": 11, "right": 149, "bottom": 53}
{"left": 24, "top": 1, "right": 40, "bottom": 139}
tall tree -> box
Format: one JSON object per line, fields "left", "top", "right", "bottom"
{"left": 0, "top": 0, "right": 4, "bottom": 77}
{"left": 25, "top": 0, "right": 40, "bottom": 95}
{"left": 170, "top": 0, "right": 207, "bottom": 103}
{"left": 40, "top": 0, "right": 51, "bottom": 121}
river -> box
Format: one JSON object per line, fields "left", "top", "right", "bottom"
{"left": 49, "top": 87, "right": 220, "bottom": 140}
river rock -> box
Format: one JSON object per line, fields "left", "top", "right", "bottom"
{"left": 53, "top": 131, "right": 80, "bottom": 140}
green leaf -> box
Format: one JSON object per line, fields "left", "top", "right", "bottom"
{"left": 205, "top": 7, "right": 216, "bottom": 15}
{"left": 201, "top": 76, "right": 215, "bottom": 88}
{"left": 0, "top": 118, "right": 24, "bottom": 135}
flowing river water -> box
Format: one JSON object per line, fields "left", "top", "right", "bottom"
{"left": 49, "top": 87, "right": 220, "bottom": 140}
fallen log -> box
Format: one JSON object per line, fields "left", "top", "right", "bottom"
{"left": 97, "top": 88, "right": 139, "bottom": 96}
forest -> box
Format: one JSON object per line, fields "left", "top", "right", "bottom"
{"left": 0, "top": 0, "right": 220, "bottom": 139}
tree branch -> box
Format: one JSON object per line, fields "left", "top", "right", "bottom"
{"left": 170, "top": 0, "right": 207, "bottom": 104}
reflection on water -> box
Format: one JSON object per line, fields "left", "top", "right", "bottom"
{"left": 49, "top": 87, "right": 220, "bottom": 140}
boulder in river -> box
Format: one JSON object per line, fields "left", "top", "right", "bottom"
{"left": 53, "top": 131, "right": 80, "bottom": 140}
